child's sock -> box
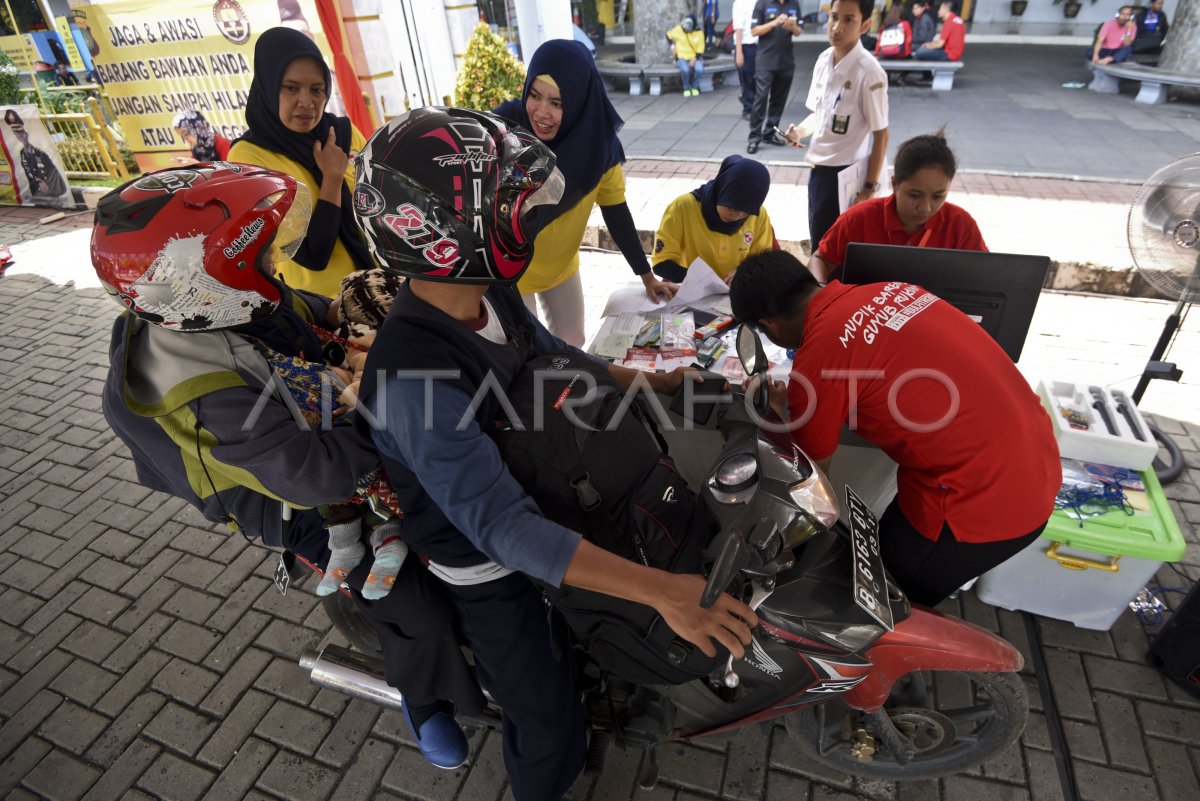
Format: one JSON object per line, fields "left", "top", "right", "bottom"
{"left": 362, "top": 522, "right": 408, "bottom": 600}
{"left": 316, "top": 519, "right": 365, "bottom": 596}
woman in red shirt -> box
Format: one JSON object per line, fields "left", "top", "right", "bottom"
{"left": 808, "top": 131, "right": 985, "bottom": 283}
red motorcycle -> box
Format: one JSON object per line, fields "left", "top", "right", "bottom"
{"left": 303, "top": 326, "right": 1027, "bottom": 783}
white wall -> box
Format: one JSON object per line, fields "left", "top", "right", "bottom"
{"left": 341, "top": 0, "right": 463, "bottom": 121}
{"left": 969, "top": 0, "right": 1180, "bottom": 37}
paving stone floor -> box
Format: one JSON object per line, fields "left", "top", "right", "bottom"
{"left": 1, "top": 196, "right": 1199, "bottom": 800}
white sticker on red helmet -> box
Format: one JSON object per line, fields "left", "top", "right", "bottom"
{"left": 130, "top": 236, "right": 271, "bottom": 330}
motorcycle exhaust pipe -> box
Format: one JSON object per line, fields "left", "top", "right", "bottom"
{"left": 299, "top": 644, "right": 406, "bottom": 711}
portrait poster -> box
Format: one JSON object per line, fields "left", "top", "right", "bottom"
{"left": 0, "top": 104, "right": 75, "bottom": 210}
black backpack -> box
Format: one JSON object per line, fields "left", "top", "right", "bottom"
{"left": 492, "top": 352, "right": 721, "bottom": 685}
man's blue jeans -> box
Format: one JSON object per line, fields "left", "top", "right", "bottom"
{"left": 914, "top": 47, "right": 951, "bottom": 61}
{"left": 1097, "top": 46, "right": 1133, "bottom": 63}
{"left": 677, "top": 59, "right": 704, "bottom": 91}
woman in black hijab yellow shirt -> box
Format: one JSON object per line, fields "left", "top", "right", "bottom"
{"left": 495, "top": 40, "right": 677, "bottom": 347}
{"left": 653, "top": 155, "right": 777, "bottom": 285}
{"left": 229, "top": 27, "right": 374, "bottom": 297}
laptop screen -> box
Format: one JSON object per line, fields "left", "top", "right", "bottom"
{"left": 842, "top": 243, "right": 1050, "bottom": 362}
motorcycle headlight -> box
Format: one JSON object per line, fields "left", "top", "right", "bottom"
{"left": 788, "top": 463, "right": 839, "bottom": 529}
{"left": 804, "top": 620, "right": 885, "bottom": 652}
{"left": 715, "top": 453, "right": 757, "bottom": 493}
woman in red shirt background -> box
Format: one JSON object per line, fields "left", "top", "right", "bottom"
{"left": 808, "top": 131, "right": 986, "bottom": 283}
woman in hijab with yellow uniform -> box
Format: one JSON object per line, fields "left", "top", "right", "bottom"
{"left": 229, "top": 27, "right": 375, "bottom": 297}
{"left": 494, "top": 39, "right": 677, "bottom": 347}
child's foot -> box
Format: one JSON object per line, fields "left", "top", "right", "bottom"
{"left": 317, "top": 520, "right": 365, "bottom": 596}
{"left": 361, "top": 523, "right": 409, "bottom": 600}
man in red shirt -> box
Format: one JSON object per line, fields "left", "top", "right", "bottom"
{"left": 914, "top": 1, "right": 966, "bottom": 62}
{"left": 729, "top": 250, "right": 1061, "bottom": 606}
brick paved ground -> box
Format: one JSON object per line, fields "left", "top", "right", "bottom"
{"left": 1, "top": 197, "right": 1198, "bottom": 801}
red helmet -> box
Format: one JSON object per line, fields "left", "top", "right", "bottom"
{"left": 91, "top": 163, "right": 312, "bottom": 331}
{"left": 353, "top": 107, "right": 563, "bottom": 285}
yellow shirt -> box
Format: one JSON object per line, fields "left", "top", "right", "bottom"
{"left": 228, "top": 126, "right": 368, "bottom": 298}
{"left": 518, "top": 163, "right": 628, "bottom": 296}
{"left": 651, "top": 194, "right": 775, "bottom": 279}
{"left": 666, "top": 26, "right": 706, "bottom": 61}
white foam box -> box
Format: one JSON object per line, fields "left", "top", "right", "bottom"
{"left": 1036, "top": 378, "right": 1157, "bottom": 470}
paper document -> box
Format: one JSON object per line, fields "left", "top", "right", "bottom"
{"left": 591, "top": 312, "right": 643, "bottom": 359}
{"left": 838, "top": 156, "right": 892, "bottom": 214}
{"left": 600, "top": 283, "right": 663, "bottom": 318}
{"left": 661, "top": 258, "right": 728, "bottom": 313}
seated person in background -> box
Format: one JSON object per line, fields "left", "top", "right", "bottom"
{"left": 171, "top": 110, "right": 231, "bottom": 165}
{"left": 913, "top": 1, "right": 965, "bottom": 62}
{"left": 875, "top": 4, "right": 913, "bottom": 60}
{"left": 54, "top": 62, "right": 79, "bottom": 86}
{"left": 1133, "top": 0, "right": 1169, "bottom": 55}
{"left": 729, "top": 251, "right": 1061, "bottom": 606}
{"left": 909, "top": 1, "right": 936, "bottom": 50}
{"left": 808, "top": 131, "right": 986, "bottom": 283}
{"left": 652, "top": 154, "right": 778, "bottom": 285}
{"left": 667, "top": 14, "right": 707, "bottom": 96}
{"left": 1092, "top": 6, "right": 1137, "bottom": 65}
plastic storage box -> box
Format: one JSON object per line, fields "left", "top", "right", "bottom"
{"left": 975, "top": 467, "right": 1185, "bottom": 630}
{"left": 1037, "top": 378, "right": 1156, "bottom": 470}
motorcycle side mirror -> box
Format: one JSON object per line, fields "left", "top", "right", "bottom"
{"left": 700, "top": 531, "right": 753, "bottom": 609}
{"left": 735, "top": 324, "right": 763, "bottom": 376}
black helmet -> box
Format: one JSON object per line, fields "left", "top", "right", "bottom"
{"left": 353, "top": 107, "right": 563, "bottom": 284}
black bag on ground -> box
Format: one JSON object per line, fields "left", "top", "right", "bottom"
{"left": 492, "top": 352, "right": 721, "bottom": 685}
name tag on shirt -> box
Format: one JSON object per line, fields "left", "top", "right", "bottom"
{"left": 832, "top": 115, "right": 850, "bottom": 135}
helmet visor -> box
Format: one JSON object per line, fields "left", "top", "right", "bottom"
{"left": 264, "top": 181, "right": 313, "bottom": 265}
{"left": 522, "top": 166, "right": 565, "bottom": 212}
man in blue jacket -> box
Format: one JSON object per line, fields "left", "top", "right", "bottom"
{"left": 352, "top": 107, "right": 757, "bottom": 801}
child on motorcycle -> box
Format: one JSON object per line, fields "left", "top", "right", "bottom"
{"left": 350, "top": 107, "right": 758, "bottom": 799}
{"left": 94, "top": 162, "right": 486, "bottom": 767}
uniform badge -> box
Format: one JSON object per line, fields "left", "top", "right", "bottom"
{"left": 832, "top": 115, "right": 850, "bottom": 135}
{"left": 744, "top": 231, "right": 754, "bottom": 245}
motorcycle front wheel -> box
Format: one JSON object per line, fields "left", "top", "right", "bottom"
{"left": 784, "top": 670, "right": 1028, "bottom": 781}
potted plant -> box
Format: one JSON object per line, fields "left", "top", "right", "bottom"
{"left": 1010, "top": 0, "right": 1028, "bottom": 15}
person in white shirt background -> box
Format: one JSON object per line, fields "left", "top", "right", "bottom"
{"left": 786, "top": 0, "right": 889, "bottom": 253}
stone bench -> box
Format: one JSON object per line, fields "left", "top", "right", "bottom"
{"left": 1088, "top": 62, "right": 1200, "bottom": 105}
{"left": 596, "top": 59, "right": 647, "bottom": 96}
{"left": 645, "top": 55, "right": 739, "bottom": 96}
{"left": 877, "top": 59, "right": 964, "bottom": 91}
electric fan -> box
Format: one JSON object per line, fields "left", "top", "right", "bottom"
{"left": 1126, "top": 153, "right": 1200, "bottom": 483}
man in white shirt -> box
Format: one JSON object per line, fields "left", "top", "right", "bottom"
{"left": 732, "top": 0, "right": 759, "bottom": 120}
{"left": 786, "top": 0, "right": 889, "bottom": 253}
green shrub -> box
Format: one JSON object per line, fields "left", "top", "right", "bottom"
{"left": 453, "top": 23, "right": 526, "bottom": 111}
{"left": 0, "top": 53, "right": 20, "bottom": 106}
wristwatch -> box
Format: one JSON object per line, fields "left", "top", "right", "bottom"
{"left": 862, "top": 181, "right": 880, "bottom": 192}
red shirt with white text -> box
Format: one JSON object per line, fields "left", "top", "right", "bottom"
{"left": 786, "top": 281, "right": 1060, "bottom": 542}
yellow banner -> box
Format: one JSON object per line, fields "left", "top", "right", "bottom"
{"left": 54, "top": 17, "right": 87, "bottom": 73}
{"left": 0, "top": 33, "right": 38, "bottom": 73}
{"left": 75, "top": 0, "right": 338, "bottom": 160}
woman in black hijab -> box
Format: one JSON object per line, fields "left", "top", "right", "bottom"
{"left": 651, "top": 154, "right": 778, "bottom": 284}
{"left": 230, "top": 26, "right": 374, "bottom": 297}
{"left": 494, "top": 39, "right": 677, "bottom": 347}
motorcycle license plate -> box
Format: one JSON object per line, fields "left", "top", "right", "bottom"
{"left": 845, "top": 485, "right": 894, "bottom": 631}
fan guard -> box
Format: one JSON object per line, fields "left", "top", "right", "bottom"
{"left": 1128, "top": 153, "right": 1200, "bottom": 303}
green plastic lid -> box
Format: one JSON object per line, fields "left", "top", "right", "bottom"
{"left": 1045, "top": 466, "right": 1186, "bottom": 562}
